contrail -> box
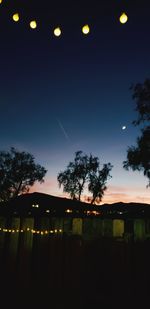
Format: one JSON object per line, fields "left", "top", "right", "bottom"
{"left": 56, "top": 118, "right": 70, "bottom": 141}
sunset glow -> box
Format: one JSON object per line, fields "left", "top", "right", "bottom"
{"left": 30, "top": 179, "right": 150, "bottom": 205}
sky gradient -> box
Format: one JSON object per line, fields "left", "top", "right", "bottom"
{"left": 0, "top": 0, "right": 150, "bottom": 204}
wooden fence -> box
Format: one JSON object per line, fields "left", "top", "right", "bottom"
{"left": 0, "top": 216, "right": 150, "bottom": 308}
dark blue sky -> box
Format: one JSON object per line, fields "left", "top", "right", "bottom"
{"left": 0, "top": 0, "right": 150, "bottom": 203}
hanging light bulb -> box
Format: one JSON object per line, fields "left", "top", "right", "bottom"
{"left": 30, "top": 20, "right": 37, "bottom": 29}
{"left": 82, "top": 24, "right": 90, "bottom": 34}
{"left": 12, "top": 13, "right": 20, "bottom": 22}
{"left": 53, "top": 27, "right": 61, "bottom": 37}
{"left": 119, "top": 12, "right": 128, "bottom": 24}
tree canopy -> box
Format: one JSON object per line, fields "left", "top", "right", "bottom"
{"left": 0, "top": 147, "right": 47, "bottom": 202}
{"left": 57, "top": 150, "right": 113, "bottom": 204}
{"left": 131, "top": 78, "right": 150, "bottom": 125}
{"left": 88, "top": 163, "right": 113, "bottom": 204}
{"left": 123, "top": 79, "right": 150, "bottom": 186}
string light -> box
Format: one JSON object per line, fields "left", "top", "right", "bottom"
{"left": 1, "top": 10, "right": 131, "bottom": 37}
{"left": 119, "top": 12, "right": 128, "bottom": 24}
{"left": 30, "top": 20, "right": 37, "bottom": 29}
{"left": 82, "top": 24, "right": 90, "bottom": 34}
{"left": 53, "top": 27, "right": 61, "bottom": 37}
{"left": 0, "top": 227, "right": 63, "bottom": 235}
{"left": 12, "top": 13, "right": 19, "bottom": 22}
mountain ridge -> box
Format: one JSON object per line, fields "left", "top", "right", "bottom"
{"left": 0, "top": 192, "right": 149, "bottom": 218}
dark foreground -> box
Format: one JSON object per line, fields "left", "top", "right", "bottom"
{"left": 0, "top": 236, "right": 150, "bottom": 309}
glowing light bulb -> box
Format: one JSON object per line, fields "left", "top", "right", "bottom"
{"left": 30, "top": 20, "right": 37, "bottom": 29}
{"left": 0, "top": 0, "right": 3, "bottom": 4}
{"left": 12, "top": 13, "right": 19, "bottom": 22}
{"left": 54, "top": 27, "right": 61, "bottom": 37}
{"left": 82, "top": 24, "right": 90, "bottom": 34}
{"left": 119, "top": 12, "right": 128, "bottom": 24}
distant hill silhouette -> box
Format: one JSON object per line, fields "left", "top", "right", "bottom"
{"left": 0, "top": 192, "right": 149, "bottom": 218}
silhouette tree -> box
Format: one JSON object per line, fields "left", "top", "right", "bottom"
{"left": 131, "top": 78, "right": 150, "bottom": 125}
{"left": 88, "top": 163, "right": 113, "bottom": 204}
{"left": 0, "top": 147, "right": 47, "bottom": 202}
{"left": 123, "top": 79, "right": 150, "bottom": 186}
{"left": 57, "top": 150, "right": 113, "bottom": 203}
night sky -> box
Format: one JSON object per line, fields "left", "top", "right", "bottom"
{"left": 0, "top": 0, "right": 150, "bottom": 204}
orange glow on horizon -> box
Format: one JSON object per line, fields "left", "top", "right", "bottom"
{"left": 29, "top": 181, "right": 150, "bottom": 205}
